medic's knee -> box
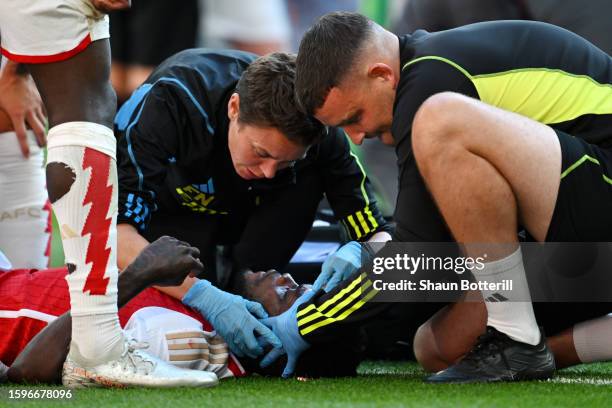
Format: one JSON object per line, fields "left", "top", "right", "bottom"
{"left": 412, "top": 92, "right": 471, "bottom": 160}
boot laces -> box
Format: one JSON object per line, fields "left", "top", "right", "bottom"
{"left": 462, "top": 327, "right": 511, "bottom": 368}
{"left": 114, "top": 339, "right": 155, "bottom": 375}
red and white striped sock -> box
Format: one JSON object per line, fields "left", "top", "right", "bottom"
{"left": 47, "top": 122, "right": 124, "bottom": 367}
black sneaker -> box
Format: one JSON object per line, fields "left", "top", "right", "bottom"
{"left": 425, "top": 326, "right": 555, "bottom": 383}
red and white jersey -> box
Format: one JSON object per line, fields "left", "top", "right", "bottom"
{"left": 0, "top": 0, "right": 110, "bottom": 64}
{"left": 0, "top": 268, "right": 246, "bottom": 378}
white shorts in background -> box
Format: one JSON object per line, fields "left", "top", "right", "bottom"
{"left": 0, "top": 131, "right": 51, "bottom": 269}
{"left": 0, "top": 0, "right": 109, "bottom": 63}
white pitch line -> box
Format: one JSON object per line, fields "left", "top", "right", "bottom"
{"left": 548, "top": 377, "right": 612, "bottom": 386}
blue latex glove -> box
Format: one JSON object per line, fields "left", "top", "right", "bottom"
{"left": 183, "top": 280, "right": 282, "bottom": 358}
{"left": 312, "top": 241, "right": 362, "bottom": 293}
{"left": 259, "top": 290, "right": 316, "bottom": 378}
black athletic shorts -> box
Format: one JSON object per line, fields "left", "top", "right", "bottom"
{"left": 546, "top": 130, "right": 612, "bottom": 242}
{"left": 534, "top": 302, "right": 611, "bottom": 336}
{"left": 376, "top": 301, "right": 611, "bottom": 355}
{"left": 110, "top": 0, "right": 199, "bottom": 66}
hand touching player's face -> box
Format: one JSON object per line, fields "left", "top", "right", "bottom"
{"left": 242, "top": 270, "right": 311, "bottom": 316}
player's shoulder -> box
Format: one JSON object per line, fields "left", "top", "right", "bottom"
{"left": 407, "top": 20, "right": 579, "bottom": 71}
{"left": 134, "top": 49, "right": 258, "bottom": 125}
{"left": 147, "top": 48, "right": 258, "bottom": 85}
{"left": 164, "top": 48, "right": 258, "bottom": 69}
{"left": 409, "top": 20, "right": 562, "bottom": 49}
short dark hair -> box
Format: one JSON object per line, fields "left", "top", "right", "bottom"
{"left": 241, "top": 336, "right": 364, "bottom": 378}
{"left": 295, "top": 12, "right": 372, "bottom": 115}
{"left": 236, "top": 53, "right": 325, "bottom": 147}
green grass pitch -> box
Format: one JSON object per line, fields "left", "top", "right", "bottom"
{"left": 2, "top": 361, "right": 611, "bottom": 407}
{"left": 41, "top": 212, "right": 611, "bottom": 407}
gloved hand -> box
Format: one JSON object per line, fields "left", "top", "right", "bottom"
{"left": 183, "top": 280, "right": 282, "bottom": 358}
{"left": 259, "top": 290, "right": 316, "bottom": 378}
{"left": 312, "top": 241, "right": 362, "bottom": 293}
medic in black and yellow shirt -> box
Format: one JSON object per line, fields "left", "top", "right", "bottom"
{"left": 267, "top": 16, "right": 612, "bottom": 381}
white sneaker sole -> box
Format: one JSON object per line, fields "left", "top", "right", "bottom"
{"left": 62, "top": 362, "right": 219, "bottom": 389}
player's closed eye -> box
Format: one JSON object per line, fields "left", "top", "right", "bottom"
{"left": 348, "top": 114, "right": 361, "bottom": 125}
{"left": 253, "top": 146, "right": 271, "bottom": 158}
{"left": 341, "top": 111, "right": 363, "bottom": 127}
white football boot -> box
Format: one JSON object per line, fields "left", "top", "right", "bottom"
{"left": 62, "top": 338, "right": 218, "bottom": 388}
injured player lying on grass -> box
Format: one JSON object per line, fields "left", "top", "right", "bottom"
{"left": 238, "top": 273, "right": 611, "bottom": 379}
{"left": 2, "top": 238, "right": 609, "bottom": 384}
{"left": 1, "top": 238, "right": 361, "bottom": 384}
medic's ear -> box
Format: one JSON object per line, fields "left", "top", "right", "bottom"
{"left": 367, "top": 63, "right": 395, "bottom": 83}
{"left": 228, "top": 93, "right": 240, "bottom": 120}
